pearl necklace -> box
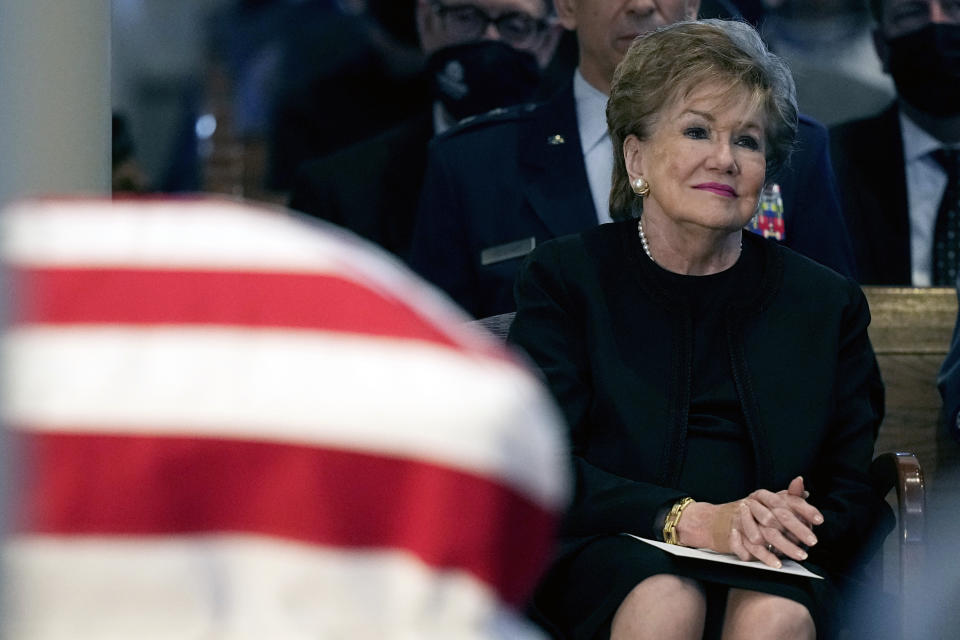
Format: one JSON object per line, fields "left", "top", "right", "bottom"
{"left": 637, "top": 217, "right": 742, "bottom": 266}
{"left": 637, "top": 217, "right": 655, "bottom": 263}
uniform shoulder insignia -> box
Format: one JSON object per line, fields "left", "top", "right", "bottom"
{"left": 440, "top": 101, "right": 542, "bottom": 139}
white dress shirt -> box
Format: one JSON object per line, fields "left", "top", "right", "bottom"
{"left": 574, "top": 70, "right": 614, "bottom": 225}
{"left": 901, "top": 112, "right": 957, "bottom": 286}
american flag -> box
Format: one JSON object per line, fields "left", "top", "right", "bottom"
{"left": 1, "top": 197, "right": 569, "bottom": 639}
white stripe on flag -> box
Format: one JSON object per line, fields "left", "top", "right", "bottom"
{"left": 3, "top": 326, "right": 569, "bottom": 509}
{"left": 4, "top": 534, "right": 548, "bottom": 640}
{"left": 2, "top": 198, "right": 361, "bottom": 273}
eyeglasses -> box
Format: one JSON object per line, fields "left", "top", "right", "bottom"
{"left": 429, "top": 0, "right": 550, "bottom": 49}
{"left": 887, "top": 0, "right": 960, "bottom": 34}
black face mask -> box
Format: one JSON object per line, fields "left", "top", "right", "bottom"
{"left": 887, "top": 23, "right": 960, "bottom": 116}
{"left": 426, "top": 40, "right": 541, "bottom": 122}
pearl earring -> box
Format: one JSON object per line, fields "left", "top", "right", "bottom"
{"left": 631, "top": 176, "right": 650, "bottom": 197}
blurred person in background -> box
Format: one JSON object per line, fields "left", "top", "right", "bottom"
{"left": 830, "top": 0, "right": 960, "bottom": 286}
{"left": 264, "top": 0, "right": 433, "bottom": 191}
{"left": 112, "top": 0, "right": 229, "bottom": 193}
{"left": 923, "top": 303, "right": 960, "bottom": 638}
{"left": 287, "top": 0, "right": 563, "bottom": 258}
{"left": 200, "top": 0, "right": 428, "bottom": 200}
{"left": 760, "top": 0, "right": 894, "bottom": 126}
{"left": 112, "top": 112, "right": 150, "bottom": 194}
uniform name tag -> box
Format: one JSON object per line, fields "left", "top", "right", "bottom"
{"left": 480, "top": 237, "right": 536, "bottom": 266}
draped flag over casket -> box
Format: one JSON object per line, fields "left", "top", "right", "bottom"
{"left": 0, "top": 197, "right": 569, "bottom": 639}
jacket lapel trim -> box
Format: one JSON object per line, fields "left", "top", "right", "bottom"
{"left": 520, "top": 84, "right": 599, "bottom": 238}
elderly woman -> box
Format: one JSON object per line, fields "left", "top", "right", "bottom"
{"left": 508, "top": 19, "right": 889, "bottom": 640}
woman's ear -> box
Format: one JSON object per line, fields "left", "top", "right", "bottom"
{"left": 623, "top": 134, "right": 645, "bottom": 182}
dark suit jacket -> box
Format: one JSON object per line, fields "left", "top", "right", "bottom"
{"left": 289, "top": 111, "right": 433, "bottom": 258}
{"left": 508, "top": 220, "right": 889, "bottom": 583}
{"left": 410, "top": 83, "right": 857, "bottom": 318}
{"left": 829, "top": 104, "right": 912, "bottom": 285}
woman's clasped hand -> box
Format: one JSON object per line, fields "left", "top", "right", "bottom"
{"left": 675, "top": 476, "right": 824, "bottom": 568}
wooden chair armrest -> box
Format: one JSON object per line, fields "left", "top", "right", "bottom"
{"left": 870, "top": 451, "right": 925, "bottom": 546}
{"left": 869, "top": 450, "right": 925, "bottom": 624}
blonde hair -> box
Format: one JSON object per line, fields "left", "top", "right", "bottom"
{"left": 606, "top": 19, "right": 798, "bottom": 220}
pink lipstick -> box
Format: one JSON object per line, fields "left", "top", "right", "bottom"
{"left": 694, "top": 183, "right": 737, "bottom": 198}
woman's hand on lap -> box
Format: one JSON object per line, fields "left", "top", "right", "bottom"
{"left": 675, "top": 477, "right": 823, "bottom": 568}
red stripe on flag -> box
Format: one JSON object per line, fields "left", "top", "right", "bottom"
{"left": 9, "top": 267, "right": 465, "bottom": 348}
{"left": 12, "top": 430, "right": 557, "bottom": 606}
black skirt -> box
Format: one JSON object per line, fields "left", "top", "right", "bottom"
{"left": 532, "top": 533, "right": 837, "bottom": 640}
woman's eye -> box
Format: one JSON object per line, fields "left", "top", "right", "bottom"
{"left": 736, "top": 135, "right": 760, "bottom": 151}
{"left": 683, "top": 127, "right": 708, "bottom": 139}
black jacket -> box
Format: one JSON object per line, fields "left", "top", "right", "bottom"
{"left": 830, "top": 104, "right": 912, "bottom": 284}
{"left": 508, "top": 221, "right": 888, "bottom": 575}
{"left": 289, "top": 111, "right": 433, "bottom": 258}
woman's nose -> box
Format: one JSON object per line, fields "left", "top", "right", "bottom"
{"left": 707, "top": 142, "right": 738, "bottom": 173}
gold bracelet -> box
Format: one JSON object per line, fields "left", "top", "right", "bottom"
{"left": 662, "top": 497, "right": 694, "bottom": 545}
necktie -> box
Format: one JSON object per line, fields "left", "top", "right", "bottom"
{"left": 932, "top": 148, "right": 960, "bottom": 286}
